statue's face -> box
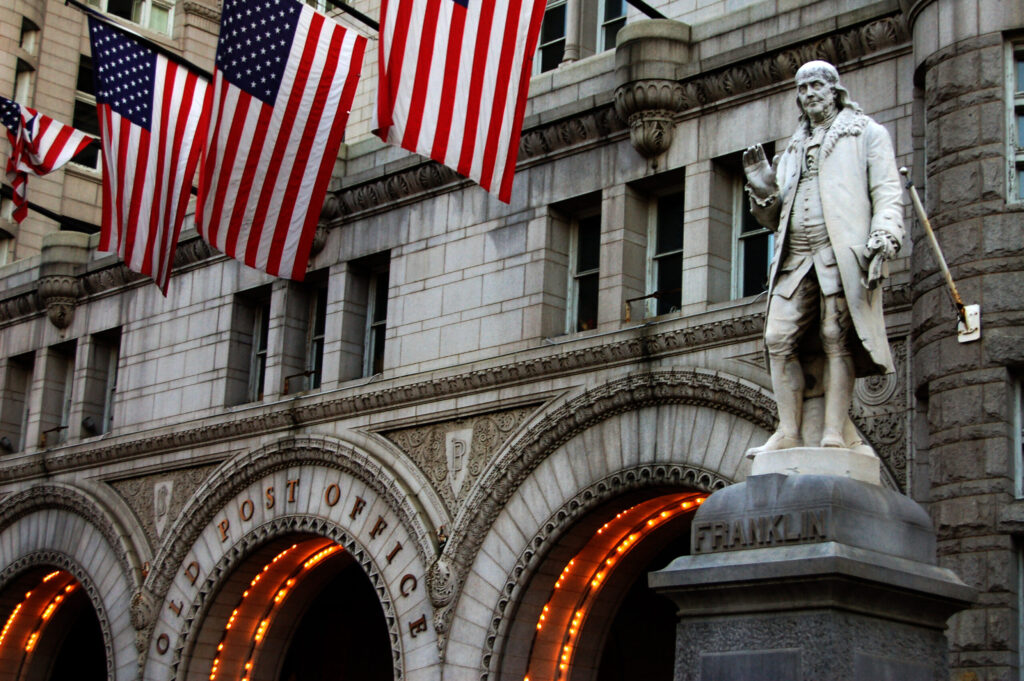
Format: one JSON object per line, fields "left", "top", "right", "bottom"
{"left": 796, "top": 75, "right": 837, "bottom": 122}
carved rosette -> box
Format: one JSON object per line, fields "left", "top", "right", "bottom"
{"left": 614, "top": 80, "right": 685, "bottom": 158}
{"left": 37, "top": 274, "right": 80, "bottom": 330}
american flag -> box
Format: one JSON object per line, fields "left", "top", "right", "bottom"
{"left": 197, "top": 0, "right": 366, "bottom": 280}
{"left": 88, "top": 17, "right": 211, "bottom": 293}
{"left": 374, "top": 0, "right": 546, "bottom": 203}
{"left": 1, "top": 95, "right": 94, "bottom": 224}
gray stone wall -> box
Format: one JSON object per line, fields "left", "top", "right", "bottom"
{"left": 907, "top": 1, "right": 1024, "bottom": 677}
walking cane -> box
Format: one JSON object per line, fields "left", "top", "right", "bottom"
{"left": 899, "top": 167, "right": 981, "bottom": 343}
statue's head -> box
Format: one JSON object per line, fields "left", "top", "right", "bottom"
{"left": 794, "top": 60, "right": 859, "bottom": 123}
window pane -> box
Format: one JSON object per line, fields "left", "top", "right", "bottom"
{"left": 76, "top": 57, "right": 94, "bottom": 94}
{"left": 541, "top": 4, "right": 566, "bottom": 44}
{"left": 373, "top": 270, "right": 389, "bottom": 323}
{"left": 1017, "top": 52, "right": 1024, "bottom": 93}
{"left": 1018, "top": 167, "right": 1024, "bottom": 201}
{"left": 603, "top": 18, "right": 625, "bottom": 50}
{"left": 148, "top": 5, "right": 170, "bottom": 33}
{"left": 577, "top": 215, "right": 601, "bottom": 272}
{"left": 655, "top": 252, "right": 682, "bottom": 315}
{"left": 576, "top": 272, "right": 598, "bottom": 331}
{"left": 106, "top": 0, "right": 135, "bottom": 21}
{"left": 540, "top": 41, "right": 564, "bottom": 73}
{"left": 371, "top": 324, "right": 386, "bottom": 374}
{"left": 604, "top": 0, "right": 624, "bottom": 22}
{"left": 1017, "top": 111, "right": 1024, "bottom": 148}
{"left": 656, "top": 193, "right": 684, "bottom": 254}
{"left": 72, "top": 101, "right": 101, "bottom": 167}
{"left": 741, "top": 233, "right": 771, "bottom": 297}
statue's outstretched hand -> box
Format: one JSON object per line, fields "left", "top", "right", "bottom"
{"left": 742, "top": 145, "right": 779, "bottom": 200}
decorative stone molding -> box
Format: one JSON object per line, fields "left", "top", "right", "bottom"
{"left": 182, "top": 0, "right": 221, "bottom": 22}
{"left": 852, "top": 337, "right": 909, "bottom": 490}
{"left": 166, "top": 516, "right": 404, "bottom": 681}
{"left": 0, "top": 550, "right": 116, "bottom": 681}
{"left": 0, "top": 484, "right": 140, "bottom": 588}
{"left": 144, "top": 436, "right": 436, "bottom": 600}
{"left": 675, "top": 15, "right": 907, "bottom": 113}
{"left": 613, "top": 20, "right": 691, "bottom": 158}
{"left": 381, "top": 404, "right": 541, "bottom": 514}
{"left": 479, "top": 463, "right": 731, "bottom": 681}
{"left": 429, "top": 370, "right": 776, "bottom": 648}
{"left": 0, "top": 312, "right": 765, "bottom": 482}
{"left": 614, "top": 81, "right": 685, "bottom": 158}
{"left": 108, "top": 462, "right": 222, "bottom": 552}
{"left": 37, "top": 273, "right": 80, "bottom": 330}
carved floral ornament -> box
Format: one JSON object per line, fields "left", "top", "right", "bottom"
{"left": 37, "top": 274, "right": 80, "bottom": 330}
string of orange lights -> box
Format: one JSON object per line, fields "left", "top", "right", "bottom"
{"left": 209, "top": 540, "right": 344, "bottom": 681}
{"left": 524, "top": 493, "right": 705, "bottom": 681}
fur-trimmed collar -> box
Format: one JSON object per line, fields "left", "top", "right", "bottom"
{"left": 788, "top": 107, "right": 868, "bottom": 158}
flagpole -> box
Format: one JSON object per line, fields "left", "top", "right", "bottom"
{"left": 322, "top": 0, "right": 380, "bottom": 32}
{"left": 624, "top": 0, "right": 667, "bottom": 19}
{"left": 0, "top": 184, "right": 99, "bottom": 232}
{"left": 64, "top": 0, "right": 214, "bottom": 81}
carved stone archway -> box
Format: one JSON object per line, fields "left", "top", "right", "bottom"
{"left": 430, "top": 370, "right": 776, "bottom": 646}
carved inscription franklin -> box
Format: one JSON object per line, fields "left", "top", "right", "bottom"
{"left": 693, "top": 509, "right": 829, "bottom": 553}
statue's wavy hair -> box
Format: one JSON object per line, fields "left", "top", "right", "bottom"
{"left": 794, "top": 60, "right": 862, "bottom": 124}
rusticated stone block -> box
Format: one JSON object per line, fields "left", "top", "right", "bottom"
{"left": 930, "top": 496, "right": 995, "bottom": 535}
{"left": 982, "top": 213, "right": 1024, "bottom": 257}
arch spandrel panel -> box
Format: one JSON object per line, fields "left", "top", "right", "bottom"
{"left": 146, "top": 459, "right": 441, "bottom": 681}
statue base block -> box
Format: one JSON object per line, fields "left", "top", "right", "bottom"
{"left": 649, "top": 473, "right": 975, "bottom": 681}
{"left": 748, "top": 446, "right": 881, "bottom": 485}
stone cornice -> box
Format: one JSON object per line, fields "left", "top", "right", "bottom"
{"left": 0, "top": 312, "right": 766, "bottom": 482}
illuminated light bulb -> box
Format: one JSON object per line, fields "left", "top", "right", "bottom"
{"left": 539, "top": 614, "right": 545, "bottom": 621}
{"left": 606, "top": 558, "right": 614, "bottom": 565}
{"left": 560, "top": 664, "right": 567, "bottom": 671}
{"left": 217, "top": 643, "right": 224, "bottom": 651}
{"left": 26, "top": 632, "right": 39, "bottom": 651}
{"left": 65, "top": 584, "right": 75, "bottom": 593}
{"left": 569, "top": 628, "right": 576, "bottom": 635}
{"left": 647, "top": 519, "right": 655, "bottom": 526}
{"left": 576, "top": 610, "right": 583, "bottom": 617}
{"left": 681, "top": 502, "right": 691, "bottom": 509}
{"left": 245, "top": 662, "right": 253, "bottom": 670}
{"left": 25, "top": 592, "right": 31, "bottom": 599}
{"left": 543, "top": 605, "right": 549, "bottom": 612}
{"left": 43, "top": 571, "right": 60, "bottom": 582}
{"left": 536, "top": 623, "right": 542, "bottom": 630}
{"left": 661, "top": 511, "right": 669, "bottom": 518}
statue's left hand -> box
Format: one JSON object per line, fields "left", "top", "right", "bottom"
{"left": 866, "top": 231, "right": 898, "bottom": 260}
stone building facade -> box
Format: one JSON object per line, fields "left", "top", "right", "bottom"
{"left": 0, "top": 0, "right": 1020, "bottom": 680}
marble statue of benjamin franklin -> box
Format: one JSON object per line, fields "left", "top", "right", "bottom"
{"left": 743, "top": 61, "right": 904, "bottom": 453}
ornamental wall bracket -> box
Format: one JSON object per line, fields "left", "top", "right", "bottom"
{"left": 613, "top": 19, "right": 691, "bottom": 159}
{"left": 37, "top": 274, "right": 80, "bottom": 331}
{"left": 37, "top": 231, "right": 91, "bottom": 332}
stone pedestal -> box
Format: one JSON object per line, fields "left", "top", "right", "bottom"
{"left": 649, "top": 471, "right": 975, "bottom": 681}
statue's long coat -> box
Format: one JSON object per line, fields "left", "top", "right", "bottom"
{"left": 754, "top": 107, "right": 905, "bottom": 376}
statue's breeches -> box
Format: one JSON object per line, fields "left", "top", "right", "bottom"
{"left": 765, "top": 274, "right": 852, "bottom": 358}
